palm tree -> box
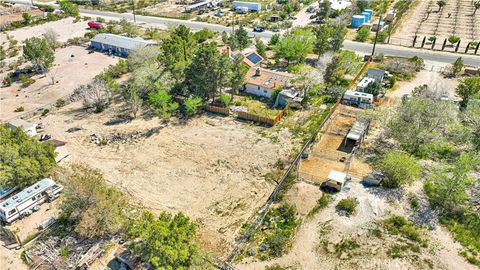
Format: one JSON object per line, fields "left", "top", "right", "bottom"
{"left": 474, "top": 1, "right": 480, "bottom": 15}
{"left": 437, "top": 0, "right": 446, "bottom": 12}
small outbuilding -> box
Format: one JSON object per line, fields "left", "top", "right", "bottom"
{"left": 346, "top": 118, "right": 369, "bottom": 145}
{"left": 232, "top": 1, "right": 262, "bottom": 11}
{"left": 274, "top": 89, "right": 301, "bottom": 108}
{"left": 90, "top": 34, "right": 156, "bottom": 57}
{"left": 365, "top": 68, "right": 386, "bottom": 82}
{"left": 324, "top": 170, "right": 348, "bottom": 192}
{"left": 7, "top": 119, "right": 37, "bottom": 137}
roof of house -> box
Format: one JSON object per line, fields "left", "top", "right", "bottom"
{"left": 7, "top": 119, "right": 36, "bottom": 129}
{"left": 347, "top": 119, "right": 369, "bottom": 141}
{"left": 90, "top": 34, "right": 156, "bottom": 50}
{"left": 246, "top": 68, "right": 294, "bottom": 89}
{"left": 279, "top": 89, "right": 299, "bottom": 99}
{"left": 186, "top": 0, "right": 211, "bottom": 11}
{"left": 366, "top": 68, "right": 386, "bottom": 77}
{"left": 327, "top": 170, "right": 347, "bottom": 184}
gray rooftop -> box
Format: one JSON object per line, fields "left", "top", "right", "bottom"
{"left": 90, "top": 34, "right": 156, "bottom": 51}
{"left": 8, "top": 119, "right": 36, "bottom": 129}
{"left": 366, "top": 68, "right": 386, "bottom": 76}
{"left": 347, "top": 119, "right": 369, "bottom": 141}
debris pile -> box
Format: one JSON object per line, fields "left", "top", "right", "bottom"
{"left": 90, "top": 127, "right": 162, "bottom": 146}
{"left": 28, "top": 236, "right": 101, "bottom": 270}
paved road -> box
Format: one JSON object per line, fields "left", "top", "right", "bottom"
{"left": 6, "top": 0, "right": 480, "bottom": 66}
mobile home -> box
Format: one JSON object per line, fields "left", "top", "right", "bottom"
{"left": 343, "top": 90, "right": 373, "bottom": 108}
{"left": 0, "top": 178, "right": 63, "bottom": 224}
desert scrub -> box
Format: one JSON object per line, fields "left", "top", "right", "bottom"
{"left": 334, "top": 239, "right": 360, "bottom": 255}
{"left": 383, "top": 215, "right": 427, "bottom": 244}
{"left": 307, "top": 193, "right": 331, "bottom": 218}
{"left": 336, "top": 197, "right": 359, "bottom": 216}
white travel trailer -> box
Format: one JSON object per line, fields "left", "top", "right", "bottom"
{"left": 343, "top": 90, "right": 374, "bottom": 108}
{"left": 0, "top": 178, "right": 63, "bottom": 224}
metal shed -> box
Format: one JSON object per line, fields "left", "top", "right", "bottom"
{"left": 90, "top": 34, "right": 156, "bottom": 57}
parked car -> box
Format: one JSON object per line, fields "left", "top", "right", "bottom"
{"left": 306, "top": 6, "right": 315, "bottom": 12}
{"left": 210, "top": 5, "right": 219, "bottom": 10}
{"left": 309, "top": 14, "right": 317, "bottom": 19}
{"left": 289, "top": 16, "right": 297, "bottom": 20}
{"left": 87, "top": 21, "right": 103, "bottom": 29}
{"left": 253, "top": 26, "right": 265, "bottom": 32}
{"left": 214, "top": 11, "right": 224, "bottom": 17}
{"left": 271, "top": 28, "right": 280, "bottom": 32}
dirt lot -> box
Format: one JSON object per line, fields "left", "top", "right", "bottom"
{"left": 386, "top": 69, "right": 459, "bottom": 99}
{"left": 299, "top": 104, "right": 367, "bottom": 184}
{"left": 393, "top": 0, "right": 479, "bottom": 50}
{"left": 0, "top": 17, "right": 90, "bottom": 45}
{"left": 0, "top": 46, "right": 118, "bottom": 121}
{"left": 30, "top": 100, "right": 296, "bottom": 258}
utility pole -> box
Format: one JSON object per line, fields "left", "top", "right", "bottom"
{"left": 132, "top": 0, "right": 136, "bottom": 23}
{"left": 371, "top": 16, "right": 383, "bottom": 57}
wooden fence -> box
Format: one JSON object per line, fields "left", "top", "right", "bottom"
{"left": 347, "top": 60, "right": 372, "bottom": 90}
{"left": 206, "top": 104, "right": 289, "bottom": 127}
{"left": 205, "top": 105, "right": 230, "bottom": 115}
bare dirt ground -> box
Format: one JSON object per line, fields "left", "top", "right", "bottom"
{"left": 237, "top": 120, "right": 476, "bottom": 270}
{"left": 392, "top": 0, "right": 479, "bottom": 50}
{"left": 0, "top": 17, "right": 90, "bottom": 44}
{"left": 386, "top": 69, "right": 459, "bottom": 99}
{"left": 0, "top": 46, "right": 118, "bottom": 121}
{"left": 30, "top": 100, "right": 296, "bottom": 258}
{"left": 299, "top": 104, "right": 364, "bottom": 184}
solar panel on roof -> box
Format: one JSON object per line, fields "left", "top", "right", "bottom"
{"left": 246, "top": 53, "right": 262, "bottom": 65}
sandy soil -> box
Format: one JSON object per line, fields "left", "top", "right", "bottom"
{"left": 0, "top": 46, "right": 118, "bottom": 121}
{"left": 31, "top": 101, "right": 296, "bottom": 258}
{"left": 237, "top": 173, "right": 476, "bottom": 270}
{"left": 299, "top": 105, "right": 363, "bottom": 184}
{"left": 392, "top": 0, "right": 479, "bottom": 50}
{"left": 386, "top": 69, "right": 459, "bottom": 99}
{"left": 0, "top": 17, "right": 90, "bottom": 44}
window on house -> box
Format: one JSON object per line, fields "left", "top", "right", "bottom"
{"left": 8, "top": 209, "right": 16, "bottom": 215}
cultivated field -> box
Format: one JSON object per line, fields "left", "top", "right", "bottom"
{"left": 32, "top": 101, "right": 297, "bottom": 258}
{"left": 0, "top": 46, "right": 118, "bottom": 121}
{"left": 393, "top": 0, "right": 480, "bottom": 48}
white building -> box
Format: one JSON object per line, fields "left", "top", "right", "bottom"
{"left": 7, "top": 119, "right": 37, "bottom": 137}
{"left": 324, "top": 170, "right": 348, "bottom": 192}
{"left": 244, "top": 68, "right": 294, "bottom": 98}
{"left": 343, "top": 90, "right": 374, "bottom": 108}
{"left": 0, "top": 178, "right": 63, "bottom": 224}
{"left": 356, "top": 77, "right": 376, "bottom": 92}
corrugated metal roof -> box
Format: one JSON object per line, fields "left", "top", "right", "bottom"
{"left": 90, "top": 34, "right": 156, "bottom": 51}
{"left": 347, "top": 119, "right": 369, "bottom": 141}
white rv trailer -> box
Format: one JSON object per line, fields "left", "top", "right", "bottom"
{"left": 0, "top": 178, "right": 63, "bottom": 224}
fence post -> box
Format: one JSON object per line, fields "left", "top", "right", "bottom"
{"left": 412, "top": 35, "right": 417, "bottom": 47}
{"left": 455, "top": 40, "right": 460, "bottom": 52}
{"left": 475, "top": 43, "right": 480, "bottom": 55}
{"left": 441, "top": 38, "right": 447, "bottom": 50}
{"left": 431, "top": 38, "right": 436, "bottom": 50}
{"left": 465, "top": 42, "right": 470, "bottom": 54}
{"left": 421, "top": 36, "right": 426, "bottom": 48}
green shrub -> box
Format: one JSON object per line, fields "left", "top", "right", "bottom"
{"left": 308, "top": 193, "right": 330, "bottom": 218}
{"left": 55, "top": 99, "right": 66, "bottom": 108}
{"left": 335, "top": 239, "right": 360, "bottom": 254}
{"left": 356, "top": 28, "right": 370, "bottom": 42}
{"left": 384, "top": 215, "right": 425, "bottom": 243}
{"left": 218, "top": 93, "right": 231, "bottom": 107}
{"left": 377, "top": 150, "right": 421, "bottom": 188}
{"left": 184, "top": 96, "right": 203, "bottom": 116}
{"left": 19, "top": 74, "right": 35, "bottom": 88}
{"left": 14, "top": 106, "right": 25, "bottom": 112}
{"left": 336, "top": 197, "right": 358, "bottom": 216}
{"left": 41, "top": 108, "right": 49, "bottom": 116}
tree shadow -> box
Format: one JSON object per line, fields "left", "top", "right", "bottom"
{"left": 365, "top": 185, "right": 405, "bottom": 201}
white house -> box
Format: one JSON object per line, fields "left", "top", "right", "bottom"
{"left": 324, "top": 170, "right": 348, "bottom": 192}
{"left": 7, "top": 119, "right": 37, "bottom": 137}
{"left": 244, "top": 68, "right": 294, "bottom": 98}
